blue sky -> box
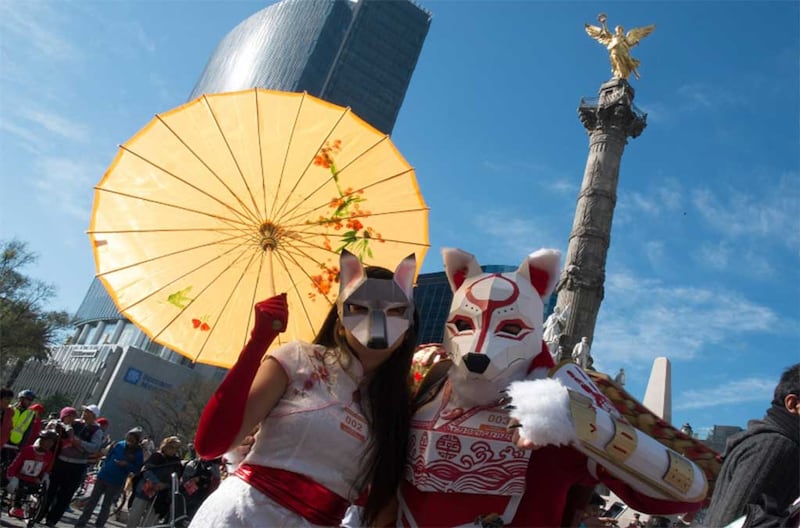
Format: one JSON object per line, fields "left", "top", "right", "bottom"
{"left": 1, "top": 1, "right": 798, "bottom": 436}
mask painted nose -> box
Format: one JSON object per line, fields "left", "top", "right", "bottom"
{"left": 367, "top": 311, "right": 388, "bottom": 349}
{"left": 463, "top": 353, "right": 490, "bottom": 374}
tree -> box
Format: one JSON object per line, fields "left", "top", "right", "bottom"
{"left": 39, "top": 391, "right": 76, "bottom": 418}
{"left": 122, "top": 378, "right": 219, "bottom": 444}
{"left": 0, "top": 239, "right": 70, "bottom": 386}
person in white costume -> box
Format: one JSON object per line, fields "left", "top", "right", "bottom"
{"left": 190, "top": 250, "right": 419, "bottom": 527}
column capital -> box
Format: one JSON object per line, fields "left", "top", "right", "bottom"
{"left": 578, "top": 78, "right": 647, "bottom": 138}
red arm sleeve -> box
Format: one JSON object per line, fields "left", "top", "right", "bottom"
{"left": 194, "top": 294, "right": 288, "bottom": 460}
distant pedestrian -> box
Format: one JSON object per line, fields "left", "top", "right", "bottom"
{"left": 87, "top": 417, "right": 112, "bottom": 467}
{"left": 75, "top": 427, "right": 144, "bottom": 528}
{"left": 1, "top": 389, "right": 38, "bottom": 469}
{"left": 703, "top": 363, "right": 800, "bottom": 526}
{"left": 39, "top": 404, "right": 103, "bottom": 527}
{"left": 180, "top": 455, "right": 221, "bottom": 521}
{"left": 126, "top": 436, "right": 183, "bottom": 528}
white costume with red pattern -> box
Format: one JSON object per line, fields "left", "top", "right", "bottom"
{"left": 191, "top": 342, "right": 369, "bottom": 528}
{"left": 398, "top": 248, "right": 705, "bottom": 527}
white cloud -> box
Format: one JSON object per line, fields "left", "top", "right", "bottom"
{"left": 644, "top": 240, "right": 664, "bottom": 267}
{"left": 675, "top": 377, "right": 775, "bottom": 410}
{"left": 133, "top": 22, "right": 157, "bottom": 53}
{"left": 692, "top": 173, "right": 800, "bottom": 252}
{"left": 677, "top": 83, "right": 747, "bottom": 111}
{"left": 32, "top": 157, "right": 102, "bottom": 221}
{"left": 0, "top": 120, "right": 44, "bottom": 154}
{"left": 635, "top": 101, "right": 670, "bottom": 125}
{"left": 16, "top": 108, "right": 91, "bottom": 143}
{"left": 593, "top": 271, "right": 782, "bottom": 366}
{"left": 467, "top": 209, "right": 567, "bottom": 265}
{"left": 546, "top": 178, "right": 578, "bottom": 195}
{"left": 0, "top": 2, "right": 81, "bottom": 61}
{"left": 694, "top": 241, "right": 776, "bottom": 277}
{"left": 694, "top": 241, "right": 731, "bottom": 270}
{"left": 617, "top": 178, "right": 685, "bottom": 222}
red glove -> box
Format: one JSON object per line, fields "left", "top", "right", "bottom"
{"left": 194, "top": 294, "right": 288, "bottom": 459}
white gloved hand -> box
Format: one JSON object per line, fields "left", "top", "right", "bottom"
{"left": 6, "top": 476, "right": 19, "bottom": 493}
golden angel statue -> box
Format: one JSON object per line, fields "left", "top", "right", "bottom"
{"left": 585, "top": 13, "right": 655, "bottom": 80}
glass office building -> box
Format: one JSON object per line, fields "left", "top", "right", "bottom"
{"left": 190, "top": 0, "right": 431, "bottom": 133}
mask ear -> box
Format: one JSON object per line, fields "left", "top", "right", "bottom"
{"left": 517, "top": 249, "right": 560, "bottom": 298}
{"left": 393, "top": 253, "right": 416, "bottom": 301}
{"left": 442, "top": 247, "right": 482, "bottom": 292}
{"left": 338, "top": 249, "right": 365, "bottom": 298}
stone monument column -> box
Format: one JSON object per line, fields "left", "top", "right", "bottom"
{"left": 554, "top": 77, "right": 647, "bottom": 354}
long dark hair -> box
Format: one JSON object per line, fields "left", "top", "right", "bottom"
{"left": 314, "top": 266, "right": 418, "bottom": 526}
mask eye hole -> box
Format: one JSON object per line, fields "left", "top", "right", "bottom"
{"left": 455, "top": 320, "right": 472, "bottom": 332}
{"left": 447, "top": 316, "right": 474, "bottom": 334}
{"left": 494, "top": 319, "right": 532, "bottom": 340}
{"left": 345, "top": 303, "right": 369, "bottom": 315}
{"left": 386, "top": 306, "right": 407, "bottom": 317}
{"left": 499, "top": 323, "right": 522, "bottom": 336}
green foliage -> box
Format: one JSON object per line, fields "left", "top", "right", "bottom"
{"left": 0, "top": 239, "right": 70, "bottom": 384}
{"left": 39, "top": 391, "right": 75, "bottom": 417}
{"left": 122, "top": 378, "right": 219, "bottom": 444}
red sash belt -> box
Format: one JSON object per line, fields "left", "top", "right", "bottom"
{"left": 235, "top": 463, "right": 349, "bottom": 526}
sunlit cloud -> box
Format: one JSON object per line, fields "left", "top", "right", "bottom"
{"left": 617, "top": 178, "right": 685, "bottom": 223}
{"left": 677, "top": 83, "right": 747, "bottom": 111}
{"left": 546, "top": 178, "right": 578, "bottom": 195}
{"left": 675, "top": 377, "right": 775, "bottom": 410}
{"left": 16, "top": 108, "right": 91, "bottom": 143}
{"left": 593, "top": 270, "right": 783, "bottom": 366}
{"left": 0, "top": 120, "right": 44, "bottom": 154}
{"left": 471, "top": 209, "right": 567, "bottom": 264}
{"left": 133, "top": 22, "right": 157, "bottom": 53}
{"left": 694, "top": 241, "right": 776, "bottom": 277}
{"left": 694, "top": 241, "right": 731, "bottom": 270}
{"left": 644, "top": 240, "right": 664, "bottom": 267}
{"left": 692, "top": 172, "right": 800, "bottom": 252}
{"left": 0, "top": 2, "right": 81, "bottom": 61}
{"left": 32, "top": 157, "right": 102, "bottom": 221}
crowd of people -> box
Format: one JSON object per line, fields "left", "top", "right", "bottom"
{"left": 2, "top": 248, "right": 798, "bottom": 528}
{"left": 0, "top": 390, "right": 221, "bottom": 527}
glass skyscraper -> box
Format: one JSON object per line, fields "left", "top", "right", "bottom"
{"left": 190, "top": 0, "right": 431, "bottom": 133}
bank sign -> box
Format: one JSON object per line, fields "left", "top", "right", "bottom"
{"left": 123, "top": 367, "right": 173, "bottom": 392}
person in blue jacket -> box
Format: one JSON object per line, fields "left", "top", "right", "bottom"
{"left": 75, "top": 427, "right": 145, "bottom": 528}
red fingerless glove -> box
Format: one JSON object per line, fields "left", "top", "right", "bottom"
{"left": 194, "top": 294, "right": 288, "bottom": 459}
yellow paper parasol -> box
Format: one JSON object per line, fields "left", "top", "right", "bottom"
{"left": 88, "top": 89, "right": 429, "bottom": 368}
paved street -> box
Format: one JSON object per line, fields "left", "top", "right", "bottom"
{"left": 0, "top": 507, "right": 128, "bottom": 528}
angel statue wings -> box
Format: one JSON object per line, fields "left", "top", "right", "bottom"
{"left": 585, "top": 13, "right": 655, "bottom": 80}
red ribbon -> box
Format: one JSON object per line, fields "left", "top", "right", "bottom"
{"left": 236, "top": 464, "right": 349, "bottom": 526}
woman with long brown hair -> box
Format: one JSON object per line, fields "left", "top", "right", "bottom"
{"left": 191, "top": 250, "right": 419, "bottom": 527}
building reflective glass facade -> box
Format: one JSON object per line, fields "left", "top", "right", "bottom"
{"left": 190, "top": 0, "right": 431, "bottom": 134}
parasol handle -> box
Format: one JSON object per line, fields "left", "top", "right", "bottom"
{"left": 266, "top": 247, "right": 276, "bottom": 298}
{"left": 259, "top": 221, "right": 279, "bottom": 298}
